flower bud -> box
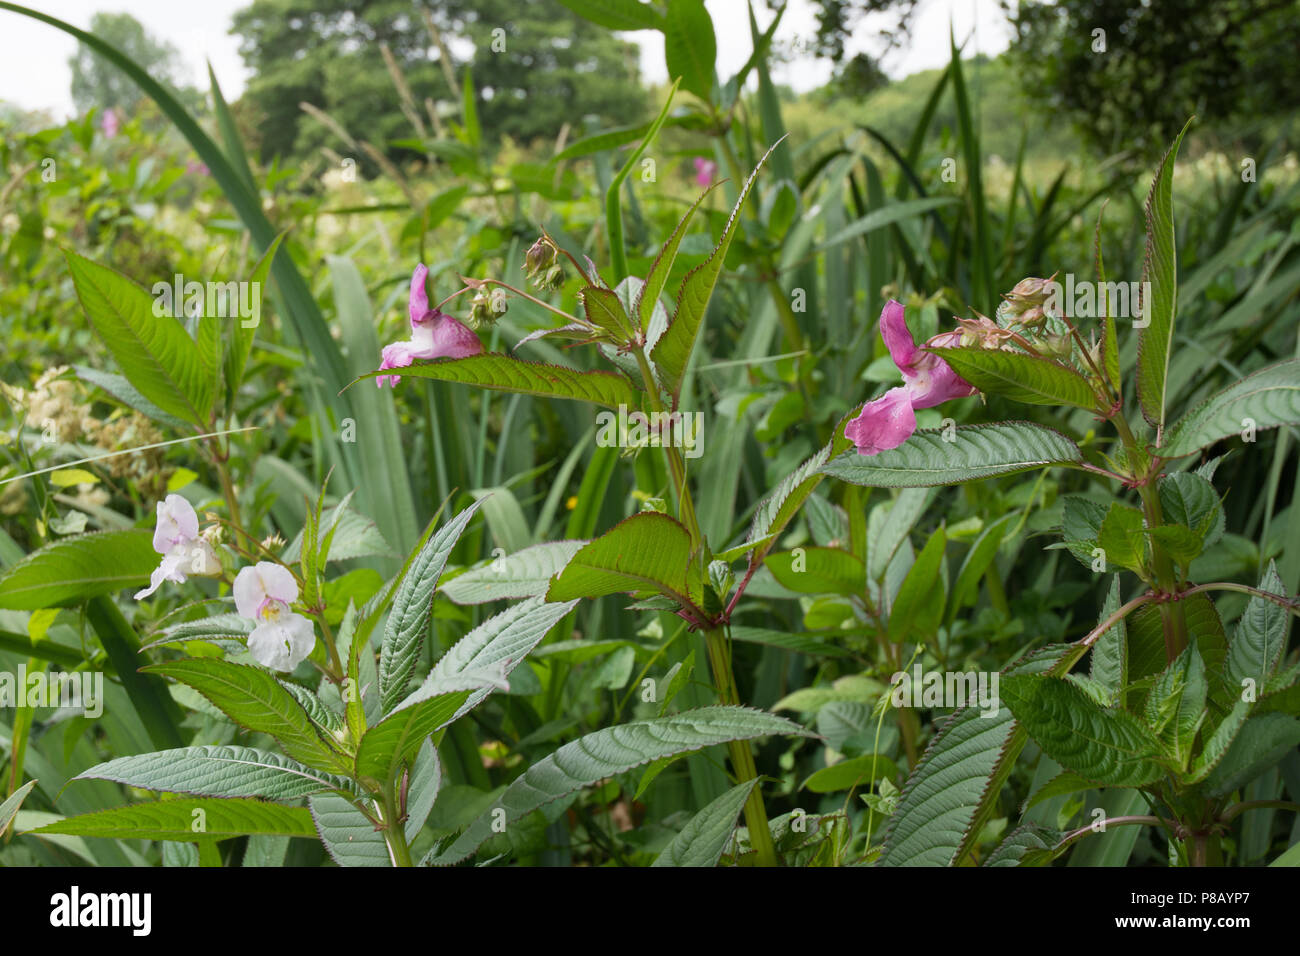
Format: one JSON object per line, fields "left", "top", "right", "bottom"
{"left": 1042, "top": 332, "right": 1073, "bottom": 359}
{"left": 468, "top": 288, "right": 508, "bottom": 330}
{"left": 1005, "top": 274, "right": 1056, "bottom": 307}
{"left": 539, "top": 262, "right": 565, "bottom": 292}
{"left": 524, "top": 236, "right": 557, "bottom": 277}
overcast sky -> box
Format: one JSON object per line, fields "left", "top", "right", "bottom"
{"left": 0, "top": 0, "right": 1011, "bottom": 119}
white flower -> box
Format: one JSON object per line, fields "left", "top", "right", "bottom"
{"left": 134, "top": 494, "right": 220, "bottom": 600}
{"left": 234, "top": 562, "right": 316, "bottom": 672}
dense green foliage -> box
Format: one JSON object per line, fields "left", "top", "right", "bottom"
{"left": 0, "top": 0, "right": 1297, "bottom": 870}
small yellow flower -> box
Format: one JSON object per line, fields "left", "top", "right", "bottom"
{"left": 565, "top": 495, "right": 578, "bottom": 511}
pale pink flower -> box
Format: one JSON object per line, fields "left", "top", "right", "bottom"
{"left": 134, "top": 494, "right": 220, "bottom": 600}
{"left": 376, "top": 264, "right": 482, "bottom": 387}
{"left": 100, "top": 108, "right": 120, "bottom": 138}
{"left": 693, "top": 156, "right": 718, "bottom": 187}
{"left": 845, "top": 301, "right": 977, "bottom": 455}
{"left": 234, "top": 562, "right": 315, "bottom": 671}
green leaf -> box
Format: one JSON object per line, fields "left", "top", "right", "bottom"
{"left": 405, "top": 738, "right": 441, "bottom": 843}
{"left": 556, "top": 0, "right": 662, "bottom": 31}
{"left": 984, "top": 821, "right": 1061, "bottom": 867}
{"left": 1096, "top": 502, "right": 1147, "bottom": 572}
{"left": 1159, "top": 359, "right": 1300, "bottom": 458}
{"left": 308, "top": 793, "right": 390, "bottom": 867}
{"left": 1060, "top": 496, "right": 1108, "bottom": 568}
{"left": 416, "top": 597, "right": 578, "bottom": 723}
{"left": 1000, "top": 674, "right": 1166, "bottom": 787}
{"left": 1199, "top": 714, "right": 1300, "bottom": 797}
{"left": 765, "top": 547, "right": 864, "bottom": 596}
{"left": 1225, "top": 563, "right": 1290, "bottom": 696}
{"left": 1089, "top": 576, "right": 1127, "bottom": 705}
{"left": 146, "top": 659, "right": 349, "bottom": 774}
{"left": 804, "top": 754, "right": 899, "bottom": 793}
{"left": 460, "top": 66, "right": 480, "bottom": 148}
{"left": 1158, "top": 471, "right": 1224, "bottom": 549}
{"left": 73, "top": 365, "right": 190, "bottom": 430}
{"left": 1136, "top": 118, "right": 1192, "bottom": 430}
{"left": 824, "top": 423, "right": 1082, "bottom": 488}
{"left": 814, "top": 197, "right": 959, "bottom": 252}
{"left": 281, "top": 499, "right": 392, "bottom": 565}
{"left": 889, "top": 526, "right": 946, "bottom": 642}
{"left": 328, "top": 255, "right": 421, "bottom": 556}
{"left": 1270, "top": 840, "right": 1300, "bottom": 867}
{"left": 86, "top": 595, "right": 187, "bottom": 751}
{"left": 605, "top": 79, "right": 678, "bottom": 283}
{"left": 440, "top": 541, "right": 586, "bottom": 604}
{"left": 868, "top": 488, "right": 932, "bottom": 582}
{"left": 424, "top": 706, "right": 814, "bottom": 865}
{"left": 1148, "top": 524, "right": 1204, "bottom": 565}
{"left": 1144, "top": 644, "right": 1207, "bottom": 769}
{"left": 663, "top": 0, "right": 716, "bottom": 101}
{"left": 729, "top": 626, "right": 853, "bottom": 658}
{"left": 64, "top": 250, "right": 211, "bottom": 426}
{"left": 1025, "top": 770, "right": 1095, "bottom": 811}
{"left": 635, "top": 184, "right": 718, "bottom": 333}
{"left": 746, "top": 440, "right": 838, "bottom": 557}
{"left": 1186, "top": 699, "right": 1252, "bottom": 784}
{"left": 354, "top": 681, "right": 483, "bottom": 786}
{"left": 929, "top": 347, "right": 1099, "bottom": 410}
{"left": 546, "top": 513, "right": 698, "bottom": 610}
{"left": 652, "top": 138, "right": 783, "bottom": 400}
{"left": 0, "top": 779, "right": 36, "bottom": 837}
{"left": 74, "top": 746, "right": 360, "bottom": 801}
{"left": 580, "top": 285, "right": 635, "bottom": 340}
{"left": 877, "top": 644, "right": 1079, "bottom": 866}
{"left": 226, "top": 230, "right": 285, "bottom": 398}
{"left": 351, "top": 352, "right": 639, "bottom": 410}
{"left": 379, "top": 501, "right": 483, "bottom": 713}
{"left": 553, "top": 122, "right": 658, "bottom": 163}
{"left": 950, "top": 514, "right": 1010, "bottom": 613}
{"left": 651, "top": 779, "right": 758, "bottom": 867}
{"left": 0, "top": 530, "right": 157, "bottom": 609}
{"left": 25, "top": 799, "right": 316, "bottom": 842}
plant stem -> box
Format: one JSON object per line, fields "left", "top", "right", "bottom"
{"left": 632, "top": 345, "right": 700, "bottom": 543}
{"left": 379, "top": 789, "right": 413, "bottom": 867}
{"left": 630, "top": 337, "right": 776, "bottom": 863}
{"left": 704, "top": 625, "right": 777, "bottom": 867}
{"left": 1112, "top": 415, "right": 1186, "bottom": 660}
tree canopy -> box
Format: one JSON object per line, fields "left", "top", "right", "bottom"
{"left": 229, "top": 0, "right": 646, "bottom": 163}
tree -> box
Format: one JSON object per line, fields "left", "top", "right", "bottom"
{"left": 69, "top": 12, "right": 184, "bottom": 113}
{"left": 1007, "top": 0, "right": 1300, "bottom": 157}
{"left": 229, "top": 0, "right": 646, "bottom": 163}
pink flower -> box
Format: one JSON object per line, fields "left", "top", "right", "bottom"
{"left": 134, "top": 494, "right": 220, "bottom": 600}
{"left": 693, "top": 156, "right": 718, "bottom": 187}
{"left": 100, "top": 108, "right": 119, "bottom": 138}
{"left": 185, "top": 159, "right": 210, "bottom": 176}
{"left": 376, "top": 264, "right": 482, "bottom": 387}
{"left": 845, "top": 301, "right": 977, "bottom": 455}
{"left": 234, "top": 562, "right": 315, "bottom": 671}
{"left": 844, "top": 386, "right": 916, "bottom": 455}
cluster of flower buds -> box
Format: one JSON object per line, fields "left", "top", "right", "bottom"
{"left": 468, "top": 287, "right": 509, "bottom": 330}
{"left": 995, "top": 273, "right": 1057, "bottom": 330}
{"left": 956, "top": 313, "right": 1018, "bottom": 351}
{"left": 524, "top": 236, "right": 564, "bottom": 291}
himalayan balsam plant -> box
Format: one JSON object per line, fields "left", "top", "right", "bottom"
{"left": 1, "top": 100, "right": 1297, "bottom": 869}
